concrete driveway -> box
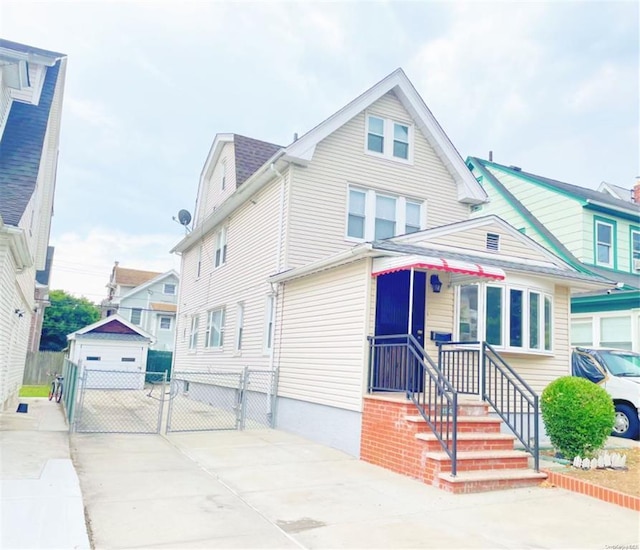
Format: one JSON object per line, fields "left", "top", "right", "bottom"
{"left": 70, "top": 429, "right": 640, "bottom": 549}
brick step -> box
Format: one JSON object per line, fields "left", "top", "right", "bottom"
{"left": 415, "top": 431, "right": 516, "bottom": 451}
{"left": 437, "top": 468, "right": 548, "bottom": 494}
{"left": 424, "top": 449, "right": 531, "bottom": 472}
{"left": 405, "top": 415, "right": 503, "bottom": 433}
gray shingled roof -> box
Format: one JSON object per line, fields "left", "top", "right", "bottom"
{"left": 0, "top": 38, "right": 66, "bottom": 59}
{"left": 75, "top": 333, "right": 149, "bottom": 342}
{"left": 0, "top": 59, "right": 61, "bottom": 225}
{"left": 234, "top": 134, "right": 282, "bottom": 186}
{"left": 470, "top": 158, "right": 639, "bottom": 213}
{"left": 373, "top": 241, "right": 612, "bottom": 285}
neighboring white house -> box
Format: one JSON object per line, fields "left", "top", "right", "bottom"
{"left": 171, "top": 69, "right": 611, "bottom": 456}
{"left": 101, "top": 262, "right": 179, "bottom": 351}
{"left": 0, "top": 39, "right": 67, "bottom": 410}
{"left": 67, "top": 315, "right": 153, "bottom": 390}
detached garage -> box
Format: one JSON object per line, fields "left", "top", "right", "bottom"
{"left": 67, "top": 315, "right": 154, "bottom": 389}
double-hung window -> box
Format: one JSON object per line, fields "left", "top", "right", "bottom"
{"left": 206, "top": 308, "right": 225, "bottom": 349}
{"left": 215, "top": 227, "right": 227, "bottom": 268}
{"left": 130, "top": 308, "right": 142, "bottom": 325}
{"left": 366, "top": 114, "right": 412, "bottom": 162}
{"left": 631, "top": 229, "right": 640, "bottom": 271}
{"left": 457, "top": 283, "right": 553, "bottom": 352}
{"left": 595, "top": 219, "right": 614, "bottom": 267}
{"left": 189, "top": 315, "right": 199, "bottom": 350}
{"left": 235, "top": 303, "right": 244, "bottom": 352}
{"left": 347, "top": 186, "right": 423, "bottom": 241}
{"left": 220, "top": 160, "right": 226, "bottom": 191}
{"left": 163, "top": 283, "right": 176, "bottom": 295}
{"left": 159, "top": 316, "right": 172, "bottom": 330}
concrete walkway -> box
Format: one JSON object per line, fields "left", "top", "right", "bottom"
{"left": 0, "top": 398, "right": 90, "bottom": 549}
{"left": 71, "top": 429, "right": 640, "bottom": 549}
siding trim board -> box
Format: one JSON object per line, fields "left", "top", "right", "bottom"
{"left": 584, "top": 202, "right": 640, "bottom": 223}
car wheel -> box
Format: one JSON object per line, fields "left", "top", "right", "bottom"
{"left": 612, "top": 404, "right": 639, "bottom": 440}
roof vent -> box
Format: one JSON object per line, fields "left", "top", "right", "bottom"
{"left": 486, "top": 233, "right": 500, "bottom": 252}
{"left": 509, "top": 165, "right": 522, "bottom": 172}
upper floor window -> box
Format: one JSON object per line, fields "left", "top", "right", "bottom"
{"left": 206, "top": 307, "right": 225, "bottom": 349}
{"left": 159, "top": 316, "right": 172, "bottom": 330}
{"left": 366, "top": 114, "right": 412, "bottom": 162}
{"left": 457, "top": 283, "right": 552, "bottom": 353}
{"left": 130, "top": 308, "right": 142, "bottom": 325}
{"left": 196, "top": 244, "right": 202, "bottom": 278}
{"left": 220, "top": 160, "right": 226, "bottom": 191}
{"left": 631, "top": 229, "right": 640, "bottom": 271}
{"left": 235, "top": 302, "right": 244, "bottom": 352}
{"left": 595, "top": 219, "right": 614, "bottom": 267}
{"left": 163, "top": 283, "right": 176, "bottom": 295}
{"left": 347, "top": 186, "right": 423, "bottom": 241}
{"left": 215, "top": 227, "right": 227, "bottom": 268}
{"left": 189, "top": 315, "right": 199, "bottom": 350}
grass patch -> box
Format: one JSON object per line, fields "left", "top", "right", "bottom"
{"left": 19, "top": 385, "right": 51, "bottom": 398}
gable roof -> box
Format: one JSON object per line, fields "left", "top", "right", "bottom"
{"left": 67, "top": 314, "right": 153, "bottom": 341}
{"left": 174, "top": 68, "right": 487, "bottom": 254}
{"left": 0, "top": 57, "right": 63, "bottom": 225}
{"left": 113, "top": 266, "right": 162, "bottom": 287}
{"left": 0, "top": 39, "right": 65, "bottom": 61}
{"left": 234, "top": 134, "right": 282, "bottom": 186}
{"left": 119, "top": 269, "right": 179, "bottom": 300}
{"left": 468, "top": 158, "right": 640, "bottom": 290}
{"left": 469, "top": 158, "right": 640, "bottom": 216}
{"left": 598, "top": 181, "right": 634, "bottom": 203}
{"left": 284, "top": 68, "right": 486, "bottom": 204}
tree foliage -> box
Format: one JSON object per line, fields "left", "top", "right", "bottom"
{"left": 40, "top": 290, "right": 101, "bottom": 351}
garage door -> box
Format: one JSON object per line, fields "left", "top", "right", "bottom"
{"left": 80, "top": 344, "right": 145, "bottom": 390}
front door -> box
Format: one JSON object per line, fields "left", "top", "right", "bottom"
{"left": 373, "top": 270, "right": 426, "bottom": 391}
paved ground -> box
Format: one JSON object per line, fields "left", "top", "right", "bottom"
{"left": 3, "top": 398, "right": 639, "bottom": 549}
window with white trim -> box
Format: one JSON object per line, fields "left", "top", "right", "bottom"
{"left": 196, "top": 244, "right": 202, "bottom": 278}
{"left": 600, "top": 316, "right": 631, "bottom": 350}
{"left": 264, "top": 295, "right": 275, "bottom": 352}
{"left": 595, "top": 220, "right": 613, "bottom": 267}
{"left": 571, "top": 318, "right": 593, "bottom": 346}
{"left": 159, "top": 316, "right": 172, "bottom": 330}
{"left": 220, "top": 160, "right": 226, "bottom": 190}
{"left": 366, "top": 114, "right": 412, "bottom": 161}
{"left": 130, "top": 308, "right": 142, "bottom": 325}
{"left": 632, "top": 229, "right": 640, "bottom": 270}
{"left": 189, "top": 315, "right": 199, "bottom": 350}
{"left": 235, "top": 302, "right": 244, "bottom": 352}
{"left": 457, "top": 283, "right": 553, "bottom": 352}
{"left": 347, "top": 186, "right": 424, "bottom": 241}
{"left": 205, "top": 307, "right": 225, "bottom": 349}
{"left": 163, "top": 283, "right": 176, "bottom": 295}
{"left": 214, "top": 227, "right": 227, "bottom": 268}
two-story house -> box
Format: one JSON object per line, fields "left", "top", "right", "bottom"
{"left": 467, "top": 158, "right": 640, "bottom": 352}
{"left": 0, "top": 39, "right": 67, "bottom": 410}
{"left": 171, "top": 69, "right": 609, "bottom": 491}
{"left": 101, "top": 262, "right": 179, "bottom": 351}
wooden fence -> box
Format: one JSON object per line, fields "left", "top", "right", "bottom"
{"left": 22, "top": 351, "right": 66, "bottom": 385}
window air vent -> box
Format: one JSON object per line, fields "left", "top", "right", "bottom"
{"left": 470, "top": 204, "right": 483, "bottom": 213}
{"left": 486, "top": 233, "right": 500, "bottom": 251}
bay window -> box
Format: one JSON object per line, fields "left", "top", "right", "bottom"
{"left": 457, "top": 283, "right": 553, "bottom": 352}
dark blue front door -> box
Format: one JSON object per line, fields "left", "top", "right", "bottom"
{"left": 373, "top": 270, "right": 426, "bottom": 391}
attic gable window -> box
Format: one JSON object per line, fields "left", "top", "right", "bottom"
{"left": 486, "top": 233, "right": 500, "bottom": 252}
{"left": 366, "top": 114, "right": 412, "bottom": 162}
{"left": 163, "top": 283, "right": 176, "bottom": 295}
{"left": 220, "top": 160, "right": 226, "bottom": 191}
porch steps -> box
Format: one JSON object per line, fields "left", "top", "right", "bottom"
{"left": 361, "top": 395, "right": 547, "bottom": 494}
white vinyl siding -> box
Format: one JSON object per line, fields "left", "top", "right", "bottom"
{"left": 287, "top": 91, "right": 469, "bottom": 267}
{"left": 173, "top": 167, "right": 288, "bottom": 372}
{"left": 277, "top": 261, "right": 369, "bottom": 412}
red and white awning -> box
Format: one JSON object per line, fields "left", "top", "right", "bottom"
{"left": 371, "top": 254, "right": 506, "bottom": 280}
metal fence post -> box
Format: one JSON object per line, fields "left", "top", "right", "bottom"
{"left": 156, "top": 372, "right": 167, "bottom": 434}
{"left": 238, "top": 366, "right": 248, "bottom": 430}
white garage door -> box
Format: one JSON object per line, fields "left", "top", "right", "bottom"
{"left": 80, "top": 343, "right": 145, "bottom": 390}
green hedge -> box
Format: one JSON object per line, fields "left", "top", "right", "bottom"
{"left": 541, "top": 376, "right": 614, "bottom": 459}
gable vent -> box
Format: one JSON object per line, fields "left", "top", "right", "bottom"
{"left": 486, "top": 233, "right": 500, "bottom": 251}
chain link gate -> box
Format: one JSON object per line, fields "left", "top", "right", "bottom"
{"left": 166, "top": 368, "right": 275, "bottom": 433}
{"left": 73, "top": 369, "right": 167, "bottom": 433}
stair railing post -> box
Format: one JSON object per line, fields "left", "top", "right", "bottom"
{"left": 451, "top": 391, "right": 458, "bottom": 477}
{"left": 481, "top": 342, "right": 487, "bottom": 401}
{"left": 534, "top": 394, "right": 540, "bottom": 472}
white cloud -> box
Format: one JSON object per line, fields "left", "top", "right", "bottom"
{"left": 50, "top": 229, "right": 181, "bottom": 303}
{"left": 66, "top": 97, "right": 118, "bottom": 128}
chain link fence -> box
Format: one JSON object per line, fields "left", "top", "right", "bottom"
{"left": 74, "top": 370, "right": 167, "bottom": 434}
{"left": 166, "top": 368, "right": 275, "bottom": 433}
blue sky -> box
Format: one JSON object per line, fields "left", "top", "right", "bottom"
{"left": 3, "top": 1, "right": 638, "bottom": 302}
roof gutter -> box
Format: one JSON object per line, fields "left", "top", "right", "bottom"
{"left": 269, "top": 243, "right": 375, "bottom": 284}
{"left": 0, "top": 223, "right": 33, "bottom": 271}
{"left": 583, "top": 200, "right": 640, "bottom": 223}
{"left": 171, "top": 149, "right": 287, "bottom": 254}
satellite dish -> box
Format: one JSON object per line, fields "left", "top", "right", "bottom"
{"left": 177, "top": 209, "right": 192, "bottom": 226}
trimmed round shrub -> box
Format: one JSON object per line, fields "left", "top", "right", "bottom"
{"left": 541, "top": 376, "right": 614, "bottom": 459}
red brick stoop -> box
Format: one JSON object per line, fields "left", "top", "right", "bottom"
{"left": 361, "top": 394, "right": 547, "bottom": 494}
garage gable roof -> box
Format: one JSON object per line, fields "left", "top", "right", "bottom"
{"left": 67, "top": 314, "right": 153, "bottom": 341}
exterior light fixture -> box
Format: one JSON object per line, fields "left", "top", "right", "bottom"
{"left": 430, "top": 274, "right": 443, "bottom": 293}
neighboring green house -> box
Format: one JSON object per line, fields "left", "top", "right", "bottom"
{"left": 466, "top": 158, "right": 640, "bottom": 352}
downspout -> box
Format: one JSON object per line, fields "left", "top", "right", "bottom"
{"left": 267, "top": 161, "right": 287, "bottom": 418}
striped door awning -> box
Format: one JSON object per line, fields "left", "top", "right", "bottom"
{"left": 371, "top": 254, "right": 506, "bottom": 280}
